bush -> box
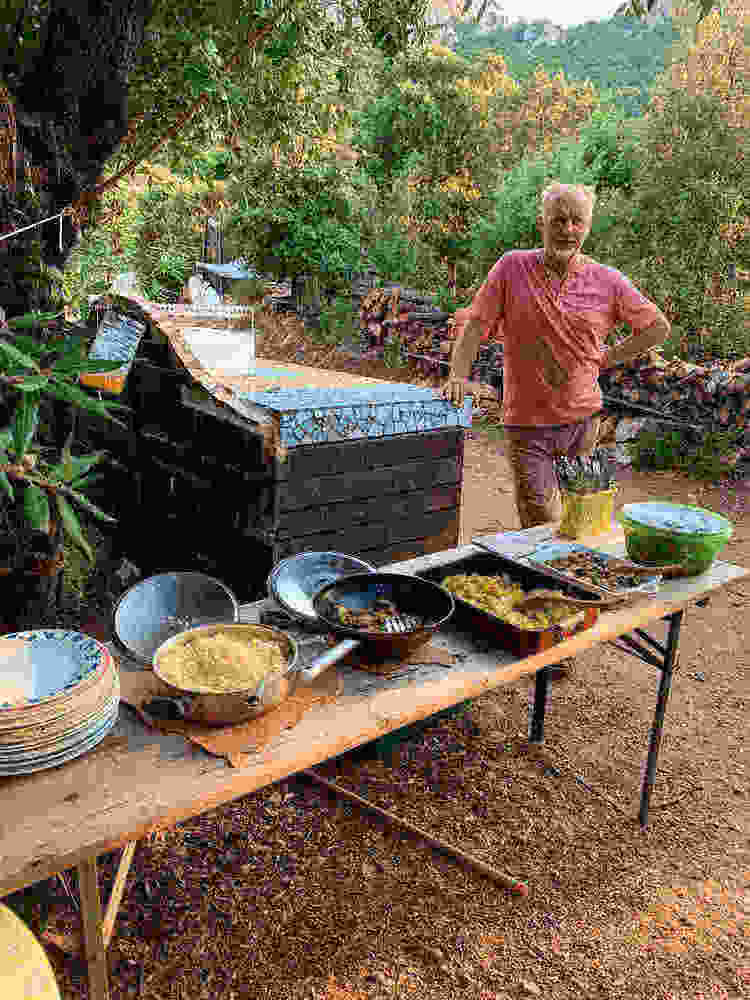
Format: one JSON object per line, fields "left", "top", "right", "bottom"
{"left": 129, "top": 186, "right": 205, "bottom": 302}
{"left": 597, "top": 91, "right": 749, "bottom": 361}
{"left": 315, "top": 295, "right": 360, "bottom": 346}
{"left": 225, "top": 158, "right": 363, "bottom": 288}
{"left": 470, "top": 138, "right": 598, "bottom": 271}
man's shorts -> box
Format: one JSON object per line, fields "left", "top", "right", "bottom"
{"left": 504, "top": 414, "right": 601, "bottom": 529}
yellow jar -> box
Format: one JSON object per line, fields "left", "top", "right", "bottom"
{"left": 559, "top": 487, "right": 618, "bottom": 539}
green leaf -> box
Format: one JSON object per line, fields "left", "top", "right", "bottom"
{"left": 70, "top": 471, "right": 105, "bottom": 492}
{"left": 14, "top": 376, "right": 50, "bottom": 392}
{"left": 55, "top": 495, "right": 93, "bottom": 562}
{"left": 0, "top": 339, "right": 41, "bottom": 372}
{"left": 7, "top": 311, "right": 63, "bottom": 330}
{"left": 0, "top": 462, "right": 14, "bottom": 502}
{"left": 23, "top": 485, "right": 51, "bottom": 534}
{"left": 70, "top": 451, "right": 107, "bottom": 483}
{"left": 12, "top": 393, "right": 39, "bottom": 460}
{"left": 61, "top": 445, "right": 74, "bottom": 483}
{"left": 44, "top": 379, "right": 127, "bottom": 426}
{"left": 2, "top": 334, "right": 46, "bottom": 360}
{"left": 67, "top": 488, "right": 116, "bottom": 524}
{"left": 0, "top": 427, "right": 12, "bottom": 452}
{"left": 53, "top": 358, "right": 126, "bottom": 375}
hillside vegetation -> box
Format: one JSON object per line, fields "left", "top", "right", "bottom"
{"left": 452, "top": 14, "right": 679, "bottom": 115}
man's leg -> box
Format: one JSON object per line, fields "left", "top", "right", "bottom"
{"left": 504, "top": 427, "right": 562, "bottom": 529}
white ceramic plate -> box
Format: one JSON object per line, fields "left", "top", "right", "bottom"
{"left": 0, "top": 706, "right": 120, "bottom": 776}
{"left": 0, "top": 630, "right": 110, "bottom": 708}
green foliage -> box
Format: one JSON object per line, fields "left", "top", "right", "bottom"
{"left": 452, "top": 14, "right": 679, "bottom": 116}
{"left": 382, "top": 332, "right": 407, "bottom": 367}
{"left": 367, "top": 221, "right": 421, "bottom": 283}
{"left": 580, "top": 110, "right": 641, "bottom": 193}
{"left": 225, "top": 158, "right": 363, "bottom": 284}
{"left": 0, "top": 314, "right": 122, "bottom": 562}
{"left": 129, "top": 186, "right": 205, "bottom": 302}
{"left": 469, "top": 137, "right": 598, "bottom": 270}
{"left": 430, "top": 286, "right": 464, "bottom": 314}
{"left": 351, "top": 47, "right": 493, "bottom": 194}
{"left": 230, "top": 277, "right": 267, "bottom": 303}
{"left": 315, "top": 295, "right": 359, "bottom": 346}
{"left": 593, "top": 91, "right": 749, "bottom": 360}
{"left": 627, "top": 428, "right": 743, "bottom": 482}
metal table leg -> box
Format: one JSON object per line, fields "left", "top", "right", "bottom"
{"left": 607, "top": 609, "right": 685, "bottom": 826}
{"left": 638, "top": 610, "right": 683, "bottom": 826}
{"left": 528, "top": 665, "right": 549, "bottom": 744}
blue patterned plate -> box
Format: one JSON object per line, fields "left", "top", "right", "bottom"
{"left": 0, "top": 631, "right": 110, "bottom": 709}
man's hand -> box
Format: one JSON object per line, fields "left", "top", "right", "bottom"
{"left": 441, "top": 376, "right": 468, "bottom": 407}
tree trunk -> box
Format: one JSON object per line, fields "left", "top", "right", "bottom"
{"left": 0, "top": 0, "right": 153, "bottom": 318}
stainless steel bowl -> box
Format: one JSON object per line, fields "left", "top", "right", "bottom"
{"left": 148, "top": 623, "right": 299, "bottom": 726}
{"left": 113, "top": 572, "right": 240, "bottom": 666}
{"left": 267, "top": 551, "right": 377, "bottom": 624}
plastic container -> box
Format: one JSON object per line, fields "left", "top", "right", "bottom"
{"left": 559, "top": 487, "right": 617, "bottom": 539}
{"left": 619, "top": 502, "right": 733, "bottom": 576}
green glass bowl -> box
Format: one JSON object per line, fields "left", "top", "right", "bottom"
{"left": 619, "top": 502, "right": 733, "bottom": 576}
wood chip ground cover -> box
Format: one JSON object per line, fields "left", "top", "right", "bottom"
{"left": 30, "top": 319, "right": 750, "bottom": 999}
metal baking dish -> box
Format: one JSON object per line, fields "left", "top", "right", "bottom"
{"left": 525, "top": 541, "right": 662, "bottom": 598}
{"left": 418, "top": 552, "right": 601, "bottom": 658}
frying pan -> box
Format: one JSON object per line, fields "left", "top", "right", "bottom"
{"left": 301, "top": 573, "right": 454, "bottom": 682}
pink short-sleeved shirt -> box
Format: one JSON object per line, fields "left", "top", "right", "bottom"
{"left": 457, "top": 249, "right": 663, "bottom": 426}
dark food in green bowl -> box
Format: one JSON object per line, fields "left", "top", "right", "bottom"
{"left": 619, "top": 502, "right": 733, "bottom": 576}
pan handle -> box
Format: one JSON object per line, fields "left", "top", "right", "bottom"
{"left": 300, "top": 639, "right": 360, "bottom": 683}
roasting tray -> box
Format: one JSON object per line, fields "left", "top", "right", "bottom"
{"left": 523, "top": 541, "right": 663, "bottom": 598}
{"left": 418, "top": 552, "right": 601, "bottom": 658}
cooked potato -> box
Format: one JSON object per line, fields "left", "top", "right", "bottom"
{"left": 442, "top": 574, "right": 577, "bottom": 630}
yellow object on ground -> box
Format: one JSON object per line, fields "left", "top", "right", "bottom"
{"left": 0, "top": 903, "right": 61, "bottom": 999}
{"left": 559, "top": 487, "right": 617, "bottom": 539}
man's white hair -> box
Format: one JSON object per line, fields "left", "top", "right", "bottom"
{"left": 540, "top": 182, "right": 596, "bottom": 217}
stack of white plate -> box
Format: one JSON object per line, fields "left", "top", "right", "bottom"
{"left": 0, "top": 630, "right": 120, "bottom": 777}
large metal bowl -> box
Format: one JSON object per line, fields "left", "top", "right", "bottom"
{"left": 112, "top": 572, "right": 240, "bottom": 666}
{"left": 267, "top": 551, "right": 377, "bottom": 624}
{"left": 148, "top": 623, "right": 298, "bottom": 726}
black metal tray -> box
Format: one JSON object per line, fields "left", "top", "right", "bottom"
{"left": 418, "top": 552, "right": 601, "bottom": 658}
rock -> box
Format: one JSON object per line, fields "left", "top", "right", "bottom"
{"left": 693, "top": 671, "right": 706, "bottom": 681}
{"left": 521, "top": 980, "right": 542, "bottom": 996}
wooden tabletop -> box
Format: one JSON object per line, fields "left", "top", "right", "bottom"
{"left": 0, "top": 536, "right": 746, "bottom": 897}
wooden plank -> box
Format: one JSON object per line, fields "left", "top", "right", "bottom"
{"left": 77, "top": 857, "right": 110, "bottom": 1000}
{"left": 277, "top": 457, "right": 461, "bottom": 510}
{"left": 386, "top": 508, "right": 460, "bottom": 547}
{"left": 102, "top": 841, "right": 137, "bottom": 950}
{"left": 278, "top": 521, "right": 388, "bottom": 557}
{"left": 0, "top": 549, "right": 745, "bottom": 901}
{"left": 266, "top": 486, "right": 461, "bottom": 539}
{"left": 279, "top": 428, "right": 463, "bottom": 481}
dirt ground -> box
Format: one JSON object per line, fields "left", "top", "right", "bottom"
{"left": 33, "top": 315, "right": 750, "bottom": 999}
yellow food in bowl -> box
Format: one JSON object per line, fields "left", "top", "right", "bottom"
{"left": 442, "top": 574, "right": 578, "bottom": 630}
{"left": 157, "top": 632, "right": 285, "bottom": 693}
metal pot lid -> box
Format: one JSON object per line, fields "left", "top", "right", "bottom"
{"left": 113, "top": 572, "right": 240, "bottom": 666}
{"left": 267, "top": 551, "right": 377, "bottom": 624}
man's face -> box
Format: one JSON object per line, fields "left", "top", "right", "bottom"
{"left": 537, "top": 192, "right": 593, "bottom": 266}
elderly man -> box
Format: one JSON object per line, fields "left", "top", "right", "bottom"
{"left": 443, "top": 181, "right": 670, "bottom": 526}
{"left": 442, "top": 182, "right": 670, "bottom": 676}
